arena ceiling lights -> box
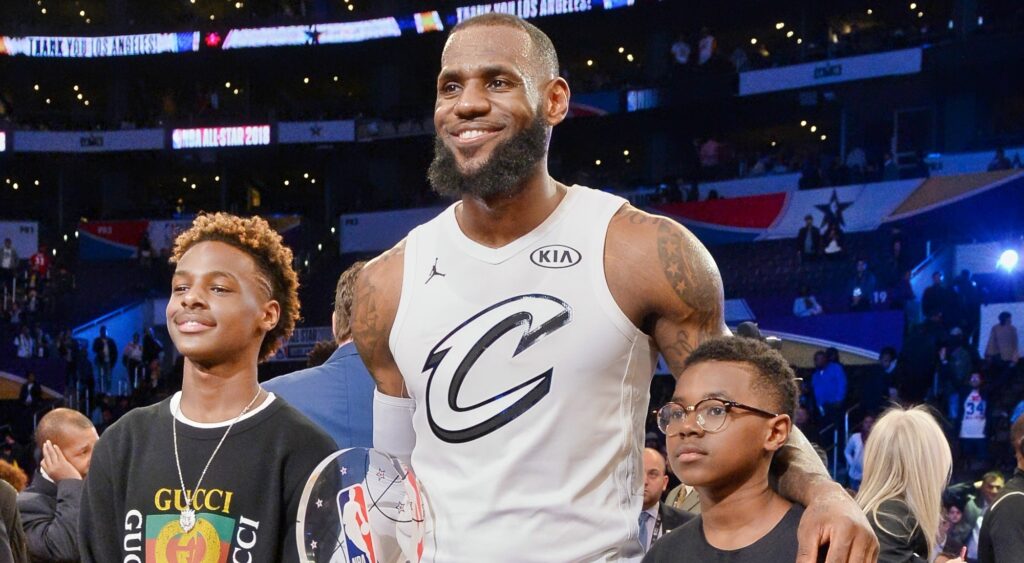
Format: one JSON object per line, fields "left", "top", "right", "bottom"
{"left": 0, "top": 0, "right": 635, "bottom": 58}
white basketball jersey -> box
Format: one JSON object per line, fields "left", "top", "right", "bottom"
{"left": 390, "top": 185, "right": 656, "bottom": 562}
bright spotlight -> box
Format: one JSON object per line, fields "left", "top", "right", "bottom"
{"left": 997, "top": 249, "right": 1019, "bottom": 272}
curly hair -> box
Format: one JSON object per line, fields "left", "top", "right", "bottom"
{"left": 682, "top": 336, "right": 799, "bottom": 417}
{"left": 170, "top": 212, "right": 300, "bottom": 361}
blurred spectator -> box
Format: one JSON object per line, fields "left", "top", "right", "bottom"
{"left": 899, "top": 312, "right": 946, "bottom": 403}
{"left": 940, "top": 495, "right": 972, "bottom": 556}
{"left": 793, "top": 285, "right": 823, "bottom": 317}
{"left": 0, "top": 239, "right": 17, "bottom": 294}
{"left": 17, "top": 373, "right": 41, "bottom": 410}
{"left": 964, "top": 472, "right": 1005, "bottom": 560}
{"left": 729, "top": 47, "right": 750, "bottom": 72}
{"left": 91, "top": 327, "right": 117, "bottom": 395}
{"left": 141, "top": 327, "right": 163, "bottom": 377}
{"left": 940, "top": 329, "right": 976, "bottom": 420}
{"left": 27, "top": 246, "right": 50, "bottom": 291}
{"left": 845, "top": 147, "right": 867, "bottom": 182}
{"left": 984, "top": 312, "right": 1019, "bottom": 367}
{"left": 958, "top": 373, "right": 989, "bottom": 474}
{"left": 697, "top": 27, "right": 715, "bottom": 65}
{"left": 122, "top": 333, "right": 144, "bottom": 388}
{"left": 699, "top": 138, "right": 724, "bottom": 178}
{"left": 986, "top": 148, "right": 1012, "bottom": 172}
{"left": 848, "top": 259, "right": 877, "bottom": 312}
{"left": 812, "top": 348, "right": 847, "bottom": 433}
{"left": 670, "top": 34, "right": 691, "bottom": 65}
{"left": 923, "top": 271, "right": 957, "bottom": 325}
{"left": 857, "top": 407, "right": 959, "bottom": 563}
{"left": 844, "top": 414, "right": 874, "bottom": 491}
{"left": 13, "top": 327, "right": 33, "bottom": 362}
{"left": 795, "top": 215, "right": 822, "bottom": 261}
{"left": 860, "top": 348, "right": 895, "bottom": 413}
{"left": 56, "top": 331, "right": 78, "bottom": 392}
{"left": 952, "top": 270, "right": 982, "bottom": 347}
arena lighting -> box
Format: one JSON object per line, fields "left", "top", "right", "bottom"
{"left": 626, "top": 54, "right": 634, "bottom": 62}
{"left": 918, "top": 12, "right": 924, "bottom": 18}
{"left": 787, "top": 31, "right": 794, "bottom": 38}
{"left": 623, "top": 149, "right": 630, "bottom": 156}
{"left": 0, "top": 132, "right": 5, "bottom": 152}
{"left": 595, "top": 159, "right": 602, "bottom": 165}
{"left": 867, "top": 8, "right": 873, "bottom": 15}
{"left": 797, "top": 38, "right": 803, "bottom": 44}
{"left": 284, "top": 180, "right": 290, "bottom": 186}
{"left": 909, "top": 3, "right": 916, "bottom": 9}
{"left": 617, "top": 47, "right": 624, "bottom": 53}
{"left": 750, "top": 38, "right": 757, "bottom": 45}
{"left": 775, "top": 22, "right": 785, "bottom": 30}
{"left": 810, "top": 125, "right": 817, "bottom": 132}
{"left": 331, "top": 227, "right": 336, "bottom": 234}
{"left": 800, "top": 120, "right": 807, "bottom": 127}
{"left": 214, "top": 175, "right": 220, "bottom": 181}
{"left": 997, "top": 250, "right": 1019, "bottom": 272}
{"left": 33, "top": 84, "right": 39, "bottom": 90}
{"left": 171, "top": 125, "right": 271, "bottom": 149}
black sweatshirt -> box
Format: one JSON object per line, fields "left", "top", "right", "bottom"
{"left": 80, "top": 394, "right": 337, "bottom": 563}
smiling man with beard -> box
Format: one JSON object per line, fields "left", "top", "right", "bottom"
{"left": 80, "top": 213, "right": 335, "bottom": 563}
{"left": 353, "top": 13, "right": 877, "bottom": 562}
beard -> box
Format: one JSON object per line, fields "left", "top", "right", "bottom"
{"left": 428, "top": 115, "right": 549, "bottom": 200}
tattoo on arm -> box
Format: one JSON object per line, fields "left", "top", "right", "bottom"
{"left": 656, "top": 220, "right": 725, "bottom": 367}
{"left": 351, "top": 244, "right": 404, "bottom": 390}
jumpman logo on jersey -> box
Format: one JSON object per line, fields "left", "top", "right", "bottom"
{"left": 425, "top": 258, "right": 446, "bottom": 285}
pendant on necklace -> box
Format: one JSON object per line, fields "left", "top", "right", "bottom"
{"left": 179, "top": 507, "right": 196, "bottom": 533}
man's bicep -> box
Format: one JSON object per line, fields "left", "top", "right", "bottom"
{"left": 649, "top": 219, "right": 727, "bottom": 375}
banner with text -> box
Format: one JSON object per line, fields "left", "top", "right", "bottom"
{"left": 739, "top": 48, "right": 922, "bottom": 96}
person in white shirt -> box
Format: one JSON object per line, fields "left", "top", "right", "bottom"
{"left": 959, "top": 372, "right": 988, "bottom": 473}
{"left": 844, "top": 414, "right": 874, "bottom": 491}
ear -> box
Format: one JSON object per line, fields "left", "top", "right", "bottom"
{"left": 543, "top": 77, "right": 570, "bottom": 127}
{"left": 764, "top": 414, "right": 792, "bottom": 453}
{"left": 331, "top": 311, "right": 339, "bottom": 342}
{"left": 260, "top": 300, "right": 281, "bottom": 334}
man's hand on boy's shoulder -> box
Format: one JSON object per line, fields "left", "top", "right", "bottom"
{"left": 796, "top": 482, "right": 878, "bottom": 563}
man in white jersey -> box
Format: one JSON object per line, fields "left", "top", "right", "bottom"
{"left": 352, "top": 13, "right": 878, "bottom": 562}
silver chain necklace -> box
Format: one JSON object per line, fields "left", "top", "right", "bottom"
{"left": 172, "top": 386, "right": 263, "bottom": 533}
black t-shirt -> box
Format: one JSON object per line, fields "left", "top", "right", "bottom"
{"left": 643, "top": 504, "right": 804, "bottom": 562}
{"left": 80, "top": 394, "right": 337, "bottom": 563}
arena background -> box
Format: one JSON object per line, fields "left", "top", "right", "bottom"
{"left": 2, "top": 0, "right": 1023, "bottom": 489}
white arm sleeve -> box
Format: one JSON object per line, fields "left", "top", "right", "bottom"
{"left": 373, "top": 389, "right": 416, "bottom": 466}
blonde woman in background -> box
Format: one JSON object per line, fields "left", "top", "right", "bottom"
{"left": 857, "top": 406, "right": 966, "bottom": 563}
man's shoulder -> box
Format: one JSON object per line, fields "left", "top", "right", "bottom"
{"left": 267, "top": 399, "right": 338, "bottom": 449}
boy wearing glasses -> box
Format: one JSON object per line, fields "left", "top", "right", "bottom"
{"left": 645, "top": 337, "right": 804, "bottom": 562}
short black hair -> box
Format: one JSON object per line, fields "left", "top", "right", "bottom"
{"left": 450, "top": 13, "right": 559, "bottom": 79}
{"left": 682, "top": 337, "right": 799, "bottom": 417}
{"left": 999, "top": 311, "right": 1012, "bottom": 323}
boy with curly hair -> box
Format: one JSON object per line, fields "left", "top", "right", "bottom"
{"left": 80, "top": 213, "right": 336, "bottom": 562}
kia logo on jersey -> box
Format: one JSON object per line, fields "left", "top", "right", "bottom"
{"left": 422, "top": 294, "right": 573, "bottom": 443}
{"left": 529, "top": 245, "right": 582, "bottom": 269}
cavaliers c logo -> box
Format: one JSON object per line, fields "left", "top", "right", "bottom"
{"left": 423, "top": 294, "right": 572, "bottom": 443}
